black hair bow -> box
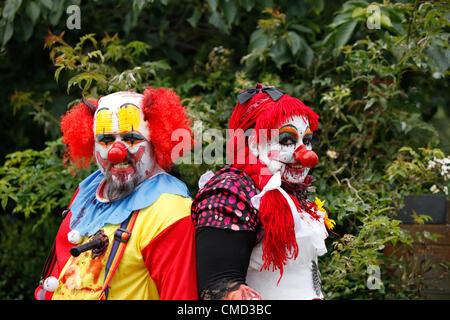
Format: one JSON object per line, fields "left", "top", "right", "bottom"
{"left": 237, "top": 84, "right": 285, "bottom": 104}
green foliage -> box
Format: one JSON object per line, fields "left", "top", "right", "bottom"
{"left": 10, "top": 90, "right": 58, "bottom": 135}
{"left": 46, "top": 32, "right": 169, "bottom": 95}
{"left": 0, "top": 0, "right": 449, "bottom": 299}
{"left": 0, "top": 139, "right": 93, "bottom": 299}
{"left": 0, "top": 139, "right": 93, "bottom": 224}
{"left": 386, "top": 146, "right": 449, "bottom": 197}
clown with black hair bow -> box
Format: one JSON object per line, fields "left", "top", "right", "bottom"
{"left": 36, "top": 88, "right": 198, "bottom": 300}
{"left": 192, "top": 84, "right": 334, "bottom": 300}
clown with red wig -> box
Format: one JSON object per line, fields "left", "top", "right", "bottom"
{"left": 192, "top": 84, "right": 333, "bottom": 300}
{"left": 35, "top": 88, "right": 198, "bottom": 300}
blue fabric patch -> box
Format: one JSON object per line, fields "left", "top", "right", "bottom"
{"left": 69, "top": 170, "right": 191, "bottom": 236}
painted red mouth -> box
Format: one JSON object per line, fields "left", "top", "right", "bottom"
{"left": 286, "top": 165, "right": 306, "bottom": 176}
{"left": 280, "top": 161, "right": 305, "bottom": 172}
{"left": 110, "top": 163, "right": 135, "bottom": 175}
{"left": 280, "top": 161, "right": 307, "bottom": 181}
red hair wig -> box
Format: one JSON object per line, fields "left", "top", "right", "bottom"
{"left": 141, "top": 87, "right": 193, "bottom": 169}
{"left": 60, "top": 100, "right": 97, "bottom": 169}
{"left": 227, "top": 91, "right": 319, "bottom": 167}
{"left": 60, "top": 87, "right": 192, "bottom": 170}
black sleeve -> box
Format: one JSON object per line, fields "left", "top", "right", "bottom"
{"left": 196, "top": 226, "right": 256, "bottom": 300}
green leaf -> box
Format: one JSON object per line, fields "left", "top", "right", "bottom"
{"left": 39, "top": 0, "right": 52, "bottom": 10}
{"left": 329, "top": 13, "right": 353, "bottom": 29}
{"left": 25, "top": 1, "right": 40, "bottom": 24}
{"left": 352, "top": 7, "right": 365, "bottom": 18}
{"left": 133, "top": 0, "right": 148, "bottom": 11}
{"left": 310, "top": 0, "right": 324, "bottom": 14}
{"left": 208, "top": 10, "right": 228, "bottom": 33}
{"left": 54, "top": 65, "right": 65, "bottom": 82}
{"left": 334, "top": 20, "right": 357, "bottom": 50}
{"left": 48, "top": 0, "right": 64, "bottom": 26}
{"left": 20, "top": 14, "right": 33, "bottom": 41}
{"left": 380, "top": 13, "right": 392, "bottom": 28}
{"left": 270, "top": 40, "right": 290, "bottom": 69}
{"left": 347, "top": 115, "right": 363, "bottom": 132}
{"left": 2, "top": 21, "right": 14, "bottom": 46}
{"left": 2, "top": 0, "right": 22, "bottom": 20}
{"left": 248, "top": 29, "right": 267, "bottom": 52}
{"left": 289, "top": 24, "right": 314, "bottom": 35}
{"left": 240, "top": 0, "right": 254, "bottom": 12}
{"left": 67, "top": 72, "right": 107, "bottom": 93}
{"left": 287, "top": 31, "right": 302, "bottom": 55}
{"left": 343, "top": 0, "right": 368, "bottom": 10}
{"left": 187, "top": 7, "right": 202, "bottom": 27}
{"left": 1, "top": 196, "right": 8, "bottom": 210}
{"left": 223, "top": 0, "right": 238, "bottom": 27}
{"left": 364, "top": 97, "right": 376, "bottom": 111}
{"left": 298, "top": 36, "right": 314, "bottom": 66}
{"left": 334, "top": 124, "right": 353, "bottom": 137}
{"left": 426, "top": 44, "right": 449, "bottom": 73}
{"left": 207, "top": 0, "right": 217, "bottom": 11}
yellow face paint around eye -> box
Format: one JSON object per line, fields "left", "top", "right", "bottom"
{"left": 118, "top": 104, "right": 141, "bottom": 133}
{"left": 95, "top": 109, "right": 113, "bottom": 135}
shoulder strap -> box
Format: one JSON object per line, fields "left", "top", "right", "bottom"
{"left": 99, "top": 210, "right": 140, "bottom": 300}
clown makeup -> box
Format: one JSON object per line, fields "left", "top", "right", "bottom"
{"left": 95, "top": 132, "right": 155, "bottom": 201}
{"left": 251, "top": 115, "right": 316, "bottom": 184}
{"left": 93, "top": 92, "right": 161, "bottom": 201}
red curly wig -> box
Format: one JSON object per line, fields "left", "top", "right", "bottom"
{"left": 60, "top": 100, "right": 96, "bottom": 169}
{"left": 60, "top": 87, "right": 192, "bottom": 170}
{"left": 141, "top": 87, "right": 193, "bottom": 169}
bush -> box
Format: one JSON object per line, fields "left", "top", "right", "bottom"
{"left": 0, "top": 139, "right": 93, "bottom": 299}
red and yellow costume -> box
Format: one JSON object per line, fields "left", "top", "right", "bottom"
{"left": 35, "top": 87, "right": 197, "bottom": 300}
{"left": 39, "top": 191, "right": 196, "bottom": 300}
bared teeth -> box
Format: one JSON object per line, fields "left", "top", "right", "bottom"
{"left": 113, "top": 162, "right": 130, "bottom": 169}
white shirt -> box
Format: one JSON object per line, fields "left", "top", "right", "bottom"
{"left": 246, "top": 172, "right": 328, "bottom": 299}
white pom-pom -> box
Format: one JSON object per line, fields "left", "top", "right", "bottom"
{"left": 198, "top": 171, "right": 215, "bottom": 189}
{"left": 67, "top": 230, "right": 82, "bottom": 244}
{"left": 43, "top": 276, "right": 59, "bottom": 292}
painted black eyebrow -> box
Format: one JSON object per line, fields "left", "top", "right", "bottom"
{"left": 279, "top": 131, "right": 298, "bottom": 137}
{"left": 97, "top": 133, "right": 114, "bottom": 139}
{"left": 96, "top": 133, "right": 115, "bottom": 143}
{"left": 121, "top": 132, "right": 145, "bottom": 139}
{"left": 119, "top": 103, "right": 139, "bottom": 109}
{"left": 279, "top": 124, "right": 297, "bottom": 130}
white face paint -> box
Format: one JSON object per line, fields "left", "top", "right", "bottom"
{"left": 250, "top": 115, "right": 314, "bottom": 184}
{"left": 93, "top": 92, "right": 160, "bottom": 200}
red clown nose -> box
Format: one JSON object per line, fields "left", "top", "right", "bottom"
{"left": 108, "top": 142, "right": 128, "bottom": 164}
{"left": 294, "top": 145, "right": 319, "bottom": 168}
